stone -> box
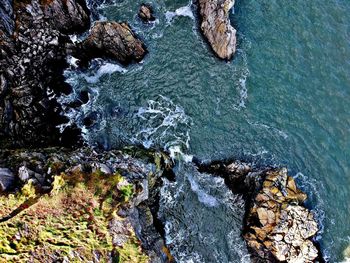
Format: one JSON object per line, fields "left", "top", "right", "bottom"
{"left": 0, "top": 168, "right": 14, "bottom": 192}
{"left": 243, "top": 168, "right": 322, "bottom": 262}
{"left": 138, "top": 4, "right": 155, "bottom": 23}
{"left": 18, "top": 165, "right": 34, "bottom": 182}
{"left": 92, "top": 163, "right": 112, "bottom": 175}
{"left": 197, "top": 0, "right": 236, "bottom": 60}
{"left": 76, "top": 21, "right": 147, "bottom": 65}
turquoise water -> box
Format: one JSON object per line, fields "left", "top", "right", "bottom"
{"left": 64, "top": 0, "right": 350, "bottom": 261}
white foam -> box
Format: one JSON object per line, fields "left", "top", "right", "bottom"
{"left": 69, "top": 34, "right": 78, "bottom": 43}
{"left": 188, "top": 174, "right": 219, "bottom": 207}
{"left": 132, "top": 95, "right": 192, "bottom": 151}
{"left": 84, "top": 62, "right": 127, "bottom": 83}
{"left": 66, "top": 55, "right": 79, "bottom": 68}
{"left": 165, "top": 4, "right": 194, "bottom": 23}
{"left": 169, "top": 145, "right": 193, "bottom": 162}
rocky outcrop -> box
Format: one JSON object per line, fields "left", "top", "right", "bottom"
{"left": 0, "top": 167, "right": 14, "bottom": 192}
{"left": 197, "top": 0, "right": 237, "bottom": 60}
{"left": 0, "top": 0, "right": 147, "bottom": 148}
{"left": 197, "top": 160, "right": 323, "bottom": 262}
{"left": 75, "top": 21, "right": 147, "bottom": 66}
{"left": 244, "top": 168, "right": 321, "bottom": 262}
{"left": 0, "top": 0, "right": 14, "bottom": 36}
{"left": 0, "top": 0, "right": 91, "bottom": 147}
{"left": 138, "top": 3, "right": 155, "bottom": 23}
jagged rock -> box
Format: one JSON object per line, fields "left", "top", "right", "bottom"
{"left": 0, "top": 0, "right": 91, "bottom": 147}
{"left": 197, "top": 0, "right": 236, "bottom": 60}
{"left": 243, "top": 168, "right": 321, "bottom": 262}
{"left": 40, "top": 0, "right": 90, "bottom": 34}
{"left": 76, "top": 21, "right": 147, "bottom": 65}
{"left": 0, "top": 0, "right": 14, "bottom": 35}
{"left": 0, "top": 167, "right": 14, "bottom": 192}
{"left": 138, "top": 4, "right": 155, "bottom": 22}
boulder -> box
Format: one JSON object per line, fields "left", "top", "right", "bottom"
{"left": 197, "top": 0, "right": 236, "bottom": 60}
{"left": 76, "top": 21, "right": 147, "bottom": 65}
{"left": 138, "top": 4, "right": 155, "bottom": 23}
{"left": 0, "top": 167, "right": 14, "bottom": 192}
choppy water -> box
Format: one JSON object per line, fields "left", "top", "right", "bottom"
{"left": 63, "top": 0, "right": 350, "bottom": 261}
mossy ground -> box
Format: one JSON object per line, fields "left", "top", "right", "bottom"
{"left": 0, "top": 169, "right": 149, "bottom": 262}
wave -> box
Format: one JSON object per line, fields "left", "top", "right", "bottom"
{"left": 131, "top": 95, "right": 192, "bottom": 151}
{"left": 159, "top": 162, "right": 249, "bottom": 263}
{"left": 165, "top": 3, "right": 194, "bottom": 24}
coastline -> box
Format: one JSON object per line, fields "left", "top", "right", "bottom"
{"left": 0, "top": 0, "right": 327, "bottom": 262}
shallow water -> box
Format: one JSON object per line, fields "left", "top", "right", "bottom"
{"left": 63, "top": 0, "right": 350, "bottom": 261}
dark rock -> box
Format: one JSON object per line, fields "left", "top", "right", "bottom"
{"left": 197, "top": 0, "right": 236, "bottom": 60}
{"left": 138, "top": 4, "right": 156, "bottom": 23}
{"left": 0, "top": 0, "right": 90, "bottom": 147}
{"left": 83, "top": 112, "right": 98, "bottom": 128}
{"left": 78, "top": 90, "right": 89, "bottom": 104}
{"left": 40, "top": 0, "right": 90, "bottom": 34}
{"left": 76, "top": 21, "right": 147, "bottom": 66}
{"left": 0, "top": 167, "right": 14, "bottom": 192}
{"left": 0, "top": 0, "right": 14, "bottom": 35}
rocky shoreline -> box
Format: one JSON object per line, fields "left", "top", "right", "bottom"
{"left": 0, "top": 0, "right": 325, "bottom": 262}
{"left": 0, "top": 0, "right": 146, "bottom": 148}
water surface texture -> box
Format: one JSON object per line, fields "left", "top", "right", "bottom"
{"left": 63, "top": 0, "right": 350, "bottom": 261}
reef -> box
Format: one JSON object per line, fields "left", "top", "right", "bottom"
{"left": 197, "top": 0, "right": 237, "bottom": 60}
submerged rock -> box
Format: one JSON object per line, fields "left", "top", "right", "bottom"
{"left": 76, "top": 21, "right": 147, "bottom": 66}
{"left": 138, "top": 3, "right": 156, "bottom": 23}
{"left": 197, "top": 0, "right": 237, "bottom": 60}
{"left": 244, "top": 168, "right": 321, "bottom": 262}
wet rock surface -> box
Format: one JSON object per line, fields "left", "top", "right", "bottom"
{"left": 75, "top": 21, "right": 147, "bottom": 66}
{"left": 197, "top": 0, "right": 237, "bottom": 60}
{"left": 138, "top": 3, "right": 156, "bottom": 23}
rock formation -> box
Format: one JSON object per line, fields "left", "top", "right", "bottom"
{"left": 138, "top": 3, "right": 155, "bottom": 23}
{"left": 0, "top": 0, "right": 146, "bottom": 148}
{"left": 197, "top": 0, "right": 237, "bottom": 60}
{"left": 0, "top": 0, "right": 91, "bottom": 147}
{"left": 75, "top": 21, "right": 147, "bottom": 66}
{"left": 197, "top": 161, "right": 323, "bottom": 262}
{"left": 244, "top": 168, "right": 320, "bottom": 262}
